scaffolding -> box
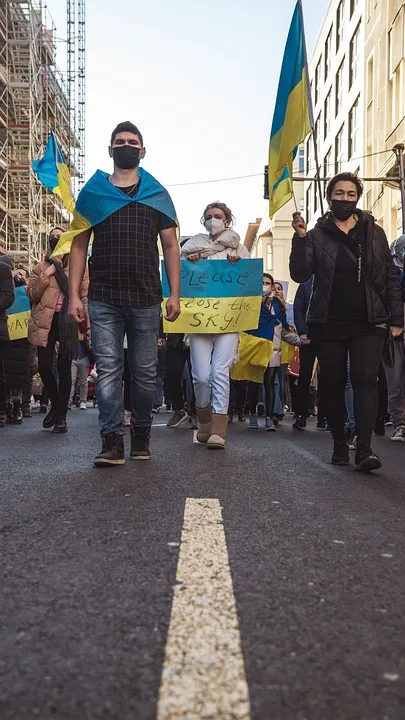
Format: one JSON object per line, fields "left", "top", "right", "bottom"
{"left": 0, "top": 0, "right": 85, "bottom": 269}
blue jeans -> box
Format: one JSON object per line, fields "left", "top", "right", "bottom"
{"left": 88, "top": 300, "right": 160, "bottom": 436}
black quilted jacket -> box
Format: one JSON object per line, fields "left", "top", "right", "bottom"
{"left": 289, "top": 212, "right": 404, "bottom": 329}
{"left": 0, "top": 262, "right": 15, "bottom": 343}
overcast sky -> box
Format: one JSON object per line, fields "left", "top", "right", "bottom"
{"left": 47, "top": 0, "right": 330, "bottom": 238}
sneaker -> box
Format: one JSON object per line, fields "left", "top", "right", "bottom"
{"left": 167, "top": 409, "right": 189, "bottom": 428}
{"left": 391, "top": 425, "right": 405, "bottom": 442}
{"left": 22, "top": 407, "right": 32, "bottom": 419}
{"left": 331, "top": 440, "right": 350, "bottom": 466}
{"left": 43, "top": 406, "right": 57, "bottom": 429}
{"left": 374, "top": 418, "right": 385, "bottom": 436}
{"left": 248, "top": 413, "right": 259, "bottom": 429}
{"left": 345, "top": 427, "right": 357, "bottom": 450}
{"left": 152, "top": 404, "right": 160, "bottom": 414}
{"left": 130, "top": 426, "right": 151, "bottom": 460}
{"left": 271, "top": 415, "right": 280, "bottom": 427}
{"left": 79, "top": 402, "right": 87, "bottom": 410}
{"left": 265, "top": 417, "right": 276, "bottom": 432}
{"left": 52, "top": 415, "right": 68, "bottom": 434}
{"left": 189, "top": 415, "right": 198, "bottom": 430}
{"left": 94, "top": 433, "right": 125, "bottom": 466}
{"left": 293, "top": 415, "right": 306, "bottom": 430}
{"left": 317, "top": 418, "right": 327, "bottom": 431}
{"left": 354, "top": 446, "right": 381, "bottom": 472}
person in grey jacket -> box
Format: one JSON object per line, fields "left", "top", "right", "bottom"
{"left": 0, "top": 257, "right": 16, "bottom": 427}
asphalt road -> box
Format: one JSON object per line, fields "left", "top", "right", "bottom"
{"left": 1, "top": 406, "right": 405, "bottom": 720}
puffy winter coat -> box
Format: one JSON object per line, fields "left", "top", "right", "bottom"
{"left": 0, "top": 262, "right": 15, "bottom": 342}
{"left": 27, "top": 262, "right": 89, "bottom": 348}
{"left": 289, "top": 212, "right": 404, "bottom": 329}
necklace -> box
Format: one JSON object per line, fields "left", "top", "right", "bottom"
{"left": 108, "top": 176, "right": 139, "bottom": 194}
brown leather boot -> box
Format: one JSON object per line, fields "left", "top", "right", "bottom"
{"left": 207, "top": 413, "right": 229, "bottom": 449}
{"left": 196, "top": 405, "right": 212, "bottom": 443}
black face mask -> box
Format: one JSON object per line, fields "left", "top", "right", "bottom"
{"left": 330, "top": 199, "right": 357, "bottom": 221}
{"left": 112, "top": 145, "right": 141, "bottom": 169}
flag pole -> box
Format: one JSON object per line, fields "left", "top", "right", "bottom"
{"left": 298, "top": 0, "right": 324, "bottom": 216}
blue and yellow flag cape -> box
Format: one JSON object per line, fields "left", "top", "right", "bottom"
{"left": 53, "top": 168, "right": 177, "bottom": 257}
{"left": 268, "top": 0, "right": 311, "bottom": 217}
{"left": 32, "top": 132, "right": 75, "bottom": 213}
{"left": 231, "top": 299, "right": 292, "bottom": 383}
{"left": 7, "top": 286, "right": 31, "bottom": 341}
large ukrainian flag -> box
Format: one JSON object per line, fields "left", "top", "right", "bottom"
{"left": 32, "top": 132, "right": 75, "bottom": 213}
{"left": 268, "top": 0, "right": 311, "bottom": 217}
{"left": 52, "top": 168, "right": 177, "bottom": 257}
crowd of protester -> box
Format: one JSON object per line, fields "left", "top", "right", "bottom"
{"left": 1, "top": 120, "right": 404, "bottom": 475}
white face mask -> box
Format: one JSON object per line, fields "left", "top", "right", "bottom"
{"left": 205, "top": 218, "right": 225, "bottom": 236}
{"left": 262, "top": 284, "right": 272, "bottom": 296}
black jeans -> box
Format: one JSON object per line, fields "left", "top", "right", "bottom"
{"left": 248, "top": 367, "right": 278, "bottom": 417}
{"left": 37, "top": 314, "right": 72, "bottom": 414}
{"left": 316, "top": 334, "right": 385, "bottom": 448}
{"left": 166, "top": 343, "right": 196, "bottom": 413}
{"left": 229, "top": 380, "right": 247, "bottom": 414}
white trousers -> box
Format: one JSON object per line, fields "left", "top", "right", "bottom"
{"left": 189, "top": 333, "right": 239, "bottom": 414}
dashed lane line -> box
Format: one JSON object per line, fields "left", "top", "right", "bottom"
{"left": 157, "top": 498, "right": 251, "bottom": 720}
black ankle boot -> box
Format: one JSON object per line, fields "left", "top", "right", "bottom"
{"left": 12, "top": 400, "right": 23, "bottom": 424}
{"left": 94, "top": 433, "right": 125, "bottom": 466}
{"left": 43, "top": 405, "right": 57, "bottom": 429}
{"left": 6, "top": 403, "right": 13, "bottom": 424}
{"left": 130, "top": 426, "right": 151, "bottom": 460}
{"left": 355, "top": 445, "right": 381, "bottom": 472}
{"left": 52, "top": 412, "right": 68, "bottom": 433}
{"left": 331, "top": 439, "right": 350, "bottom": 466}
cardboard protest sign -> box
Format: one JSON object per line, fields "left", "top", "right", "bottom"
{"left": 162, "top": 258, "right": 263, "bottom": 334}
{"left": 7, "top": 285, "right": 30, "bottom": 340}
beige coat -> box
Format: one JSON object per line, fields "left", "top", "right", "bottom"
{"left": 27, "top": 261, "right": 89, "bottom": 348}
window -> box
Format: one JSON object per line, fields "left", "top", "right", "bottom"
{"left": 349, "top": 96, "right": 360, "bottom": 158}
{"left": 324, "top": 29, "right": 332, "bottom": 80}
{"left": 366, "top": 55, "right": 374, "bottom": 150}
{"left": 336, "top": 1, "right": 345, "bottom": 51}
{"left": 306, "top": 185, "right": 312, "bottom": 220}
{"left": 335, "top": 60, "right": 344, "bottom": 116}
{"left": 323, "top": 147, "right": 332, "bottom": 191}
{"left": 350, "top": 0, "right": 358, "bottom": 16}
{"left": 349, "top": 23, "right": 361, "bottom": 88}
{"left": 315, "top": 57, "right": 322, "bottom": 105}
{"left": 298, "top": 146, "right": 305, "bottom": 173}
{"left": 266, "top": 243, "right": 273, "bottom": 271}
{"left": 388, "top": 8, "right": 405, "bottom": 131}
{"left": 324, "top": 90, "right": 331, "bottom": 139}
{"left": 315, "top": 113, "right": 321, "bottom": 156}
{"left": 335, "top": 124, "right": 345, "bottom": 173}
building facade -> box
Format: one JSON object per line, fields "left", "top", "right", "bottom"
{"left": 363, "top": 0, "right": 405, "bottom": 242}
{"left": 305, "top": 0, "right": 366, "bottom": 227}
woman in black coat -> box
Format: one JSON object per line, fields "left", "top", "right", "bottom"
{"left": 290, "top": 172, "right": 404, "bottom": 472}
{"left": 1, "top": 258, "right": 30, "bottom": 424}
{"left": 0, "top": 257, "right": 15, "bottom": 427}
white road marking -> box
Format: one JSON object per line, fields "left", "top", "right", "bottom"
{"left": 157, "top": 498, "right": 251, "bottom": 720}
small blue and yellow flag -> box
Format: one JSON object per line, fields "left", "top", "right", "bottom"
{"left": 53, "top": 168, "right": 177, "bottom": 257}
{"left": 32, "top": 132, "right": 75, "bottom": 213}
{"left": 7, "top": 286, "right": 31, "bottom": 341}
{"left": 268, "top": 0, "right": 311, "bottom": 217}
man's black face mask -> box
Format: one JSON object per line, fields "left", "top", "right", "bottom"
{"left": 330, "top": 199, "right": 358, "bottom": 221}
{"left": 112, "top": 145, "right": 141, "bottom": 169}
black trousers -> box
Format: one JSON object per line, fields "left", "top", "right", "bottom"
{"left": 248, "top": 367, "right": 278, "bottom": 417}
{"left": 0, "top": 342, "right": 6, "bottom": 412}
{"left": 316, "top": 334, "right": 385, "bottom": 448}
{"left": 165, "top": 344, "right": 195, "bottom": 413}
{"left": 229, "top": 380, "right": 247, "bottom": 413}
{"left": 37, "top": 314, "right": 72, "bottom": 414}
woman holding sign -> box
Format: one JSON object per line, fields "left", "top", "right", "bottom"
{"left": 181, "top": 202, "right": 250, "bottom": 449}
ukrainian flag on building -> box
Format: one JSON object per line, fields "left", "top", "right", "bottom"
{"left": 32, "top": 132, "right": 75, "bottom": 213}
{"left": 51, "top": 168, "right": 177, "bottom": 257}
{"left": 268, "top": 0, "right": 311, "bottom": 217}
